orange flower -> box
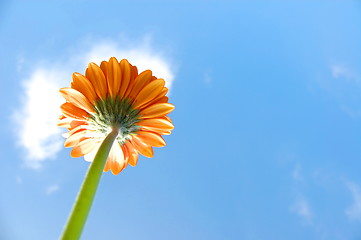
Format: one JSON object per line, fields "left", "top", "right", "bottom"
{"left": 58, "top": 57, "right": 174, "bottom": 175}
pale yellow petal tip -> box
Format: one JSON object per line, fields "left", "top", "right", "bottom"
{"left": 109, "top": 56, "right": 119, "bottom": 62}
{"left": 72, "top": 72, "right": 80, "bottom": 77}
{"left": 59, "top": 87, "right": 68, "bottom": 94}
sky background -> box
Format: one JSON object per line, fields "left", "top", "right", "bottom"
{"left": 1, "top": 1, "right": 361, "bottom": 239}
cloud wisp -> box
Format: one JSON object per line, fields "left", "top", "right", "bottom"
{"left": 292, "top": 163, "right": 304, "bottom": 182}
{"left": 330, "top": 64, "right": 354, "bottom": 80}
{"left": 291, "top": 197, "right": 313, "bottom": 223}
{"left": 14, "top": 38, "right": 175, "bottom": 169}
{"left": 345, "top": 182, "right": 361, "bottom": 221}
{"left": 316, "top": 63, "right": 361, "bottom": 117}
{"left": 46, "top": 184, "right": 60, "bottom": 195}
{"left": 290, "top": 164, "right": 313, "bottom": 224}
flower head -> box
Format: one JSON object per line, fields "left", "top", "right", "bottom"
{"left": 58, "top": 57, "right": 174, "bottom": 174}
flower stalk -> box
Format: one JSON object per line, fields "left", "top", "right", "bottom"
{"left": 60, "top": 127, "right": 119, "bottom": 240}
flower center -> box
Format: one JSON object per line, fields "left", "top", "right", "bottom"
{"left": 89, "top": 96, "right": 141, "bottom": 144}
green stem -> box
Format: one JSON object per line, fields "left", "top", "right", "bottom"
{"left": 60, "top": 128, "right": 119, "bottom": 240}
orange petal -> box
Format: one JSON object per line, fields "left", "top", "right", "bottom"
{"left": 71, "top": 72, "right": 98, "bottom": 104}
{"left": 140, "top": 127, "right": 172, "bottom": 135}
{"left": 139, "top": 103, "right": 174, "bottom": 119}
{"left": 58, "top": 117, "right": 72, "bottom": 128}
{"left": 131, "top": 135, "right": 154, "bottom": 158}
{"left": 65, "top": 124, "right": 87, "bottom": 136}
{"left": 128, "top": 70, "right": 152, "bottom": 100}
{"left": 158, "top": 130, "right": 172, "bottom": 135}
{"left": 134, "top": 79, "right": 165, "bottom": 109}
{"left": 124, "top": 140, "right": 138, "bottom": 167}
{"left": 124, "top": 65, "right": 139, "bottom": 97}
{"left": 106, "top": 57, "right": 121, "bottom": 98}
{"left": 68, "top": 120, "right": 88, "bottom": 131}
{"left": 64, "top": 129, "right": 87, "bottom": 147}
{"left": 153, "top": 96, "right": 169, "bottom": 104}
{"left": 121, "top": 144, "right": 132, "bottom": 169}
{"left": 138, "top": 118, "right": 174, "bottom": 131}
{"left": 136, "top": 131, "right": 166, "bottom": 147}
{"left": 60, "top": 102, "right": 89, "bottom": 120}
{"left": 104, "top": 158, "right": 111, "bottom": 172}
{"left": 163, "top": 115, "right": 172, "bottom": 123}
{"left": 160, "top": 87, "right": 168, "bottom": 96}
{"left": 85, "top": 62, "right": 107, "bottom": 99}
{"left": 71, "top": 138, "right": 98, "bottom": 157}
{"left": 138, "top": 89, "right": 167, "bottom": 111}
{"left": 119, "top": 59, "right": 131, "bottom": 98}
{"left": 60, "top": 88, "right": 94, "bottom": 113}
{"left": 107, "top": 141, "right": 127, "bottom": 175}
{"left": 121, "top": 144, "right": 129, "bottom": 161}
{"left": 130, "top": 65, "right": 138, "bottom": 81}
{"left": 100, "top": 61, "right": 108, "bottom": 79}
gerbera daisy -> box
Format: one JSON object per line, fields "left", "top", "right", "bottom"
{"left": 58, "top": 57, "right": 174, "bottom": 175}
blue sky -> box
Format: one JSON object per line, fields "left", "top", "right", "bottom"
{"left": 1, "top": 1, "right": 361, "bottom": 239}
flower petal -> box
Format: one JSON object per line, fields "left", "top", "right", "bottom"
{"left": 139, "top": 103, "right": 174, "bottom": 119}
{"left": 68, "top": 120, "right": 88, "bottom": 131}
{"left": 107, "top": 141, "right": 127, "bottom": 175}
{"left": 103, "top": 157, "right": 111, "bottom": 172}
{"left": 71, "top": 138, "right": 99, "bottom": 157}
{"left": 124, "top": 140, "right": 138, "bottom": 166}
{"left": 134, "top": 79, "right": 165, "bottom": 109}
{"left": 136, "top": 131, "right": 166, "bottom": 147}
{"left": 58, "top": 117, "right": 72, "bottom": 128}
{"left": 124, "top": 65, "right": 139, "bottom": 98}
{"left": 119, "top": 59, "right": 131, "bottom": 98}
{"left": 131, "top": 135, "right": 154, "bottom": 158}
{"left": 107, "top": 57, "right": 121, "bottom": 98}
{"left": 61, "top": 102, "right": 89, "bottom": 120}
{"left": 64, "top": 129, "right": 87, "bottom": 147}
{"left": 130, "top": 65, "right": 138, "bottom": 81}
{"left": 128, "top": 70, "right": 152, "bottom": 100}
{"left": 139, "top": 87, "right": 168, "bottom": 110}
{"left": 71, "top": 72, "right": 98, "bottom": 104}
{"left": 84, "top": 143, "right": 100, "bottom": 162}
{"left": 138, "top": 118, "right": 174, "bottom": 131}
{"left": 152, "top": 96, "right": 169, "bottom": 104}
{"left": 100, "top": 61, "right": 108, "bottom": 79}
{"left": 141, "top": 127, "right": 172, "bottom": 135}
{"left": 85, "top": 63, "right": 107, "bottom": 99}
{"left": 60, "top": 88, "right": 94, "bottom": 113}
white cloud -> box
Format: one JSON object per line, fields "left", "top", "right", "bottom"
{"left": 345, "top": 182, "right": 361, "bottom": 221}
{"left": 319, "top": 64, "right": 361, "bottom": 117}
{"left": 14, "top": 68, "right": 66, "bottom": 169}
{"left": 290, "top": 163, "right": 312, "bottom": 222}
{"left": 14, "top": 38, "right": 175, "bottom": 169}
{"left": 46, "top": 184, "right": 60, "bottom": 195}
{"left": 331, "top": 64, "right": 353, "bottom": 79}
{"left": 326, "top": 64, "right": 361, "bottom": 91}
{"left": 292, "top": 164, "right": 303, "bottom": 182}
{"left": 291, "top": 198, "right": 312, "bottom": 222}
